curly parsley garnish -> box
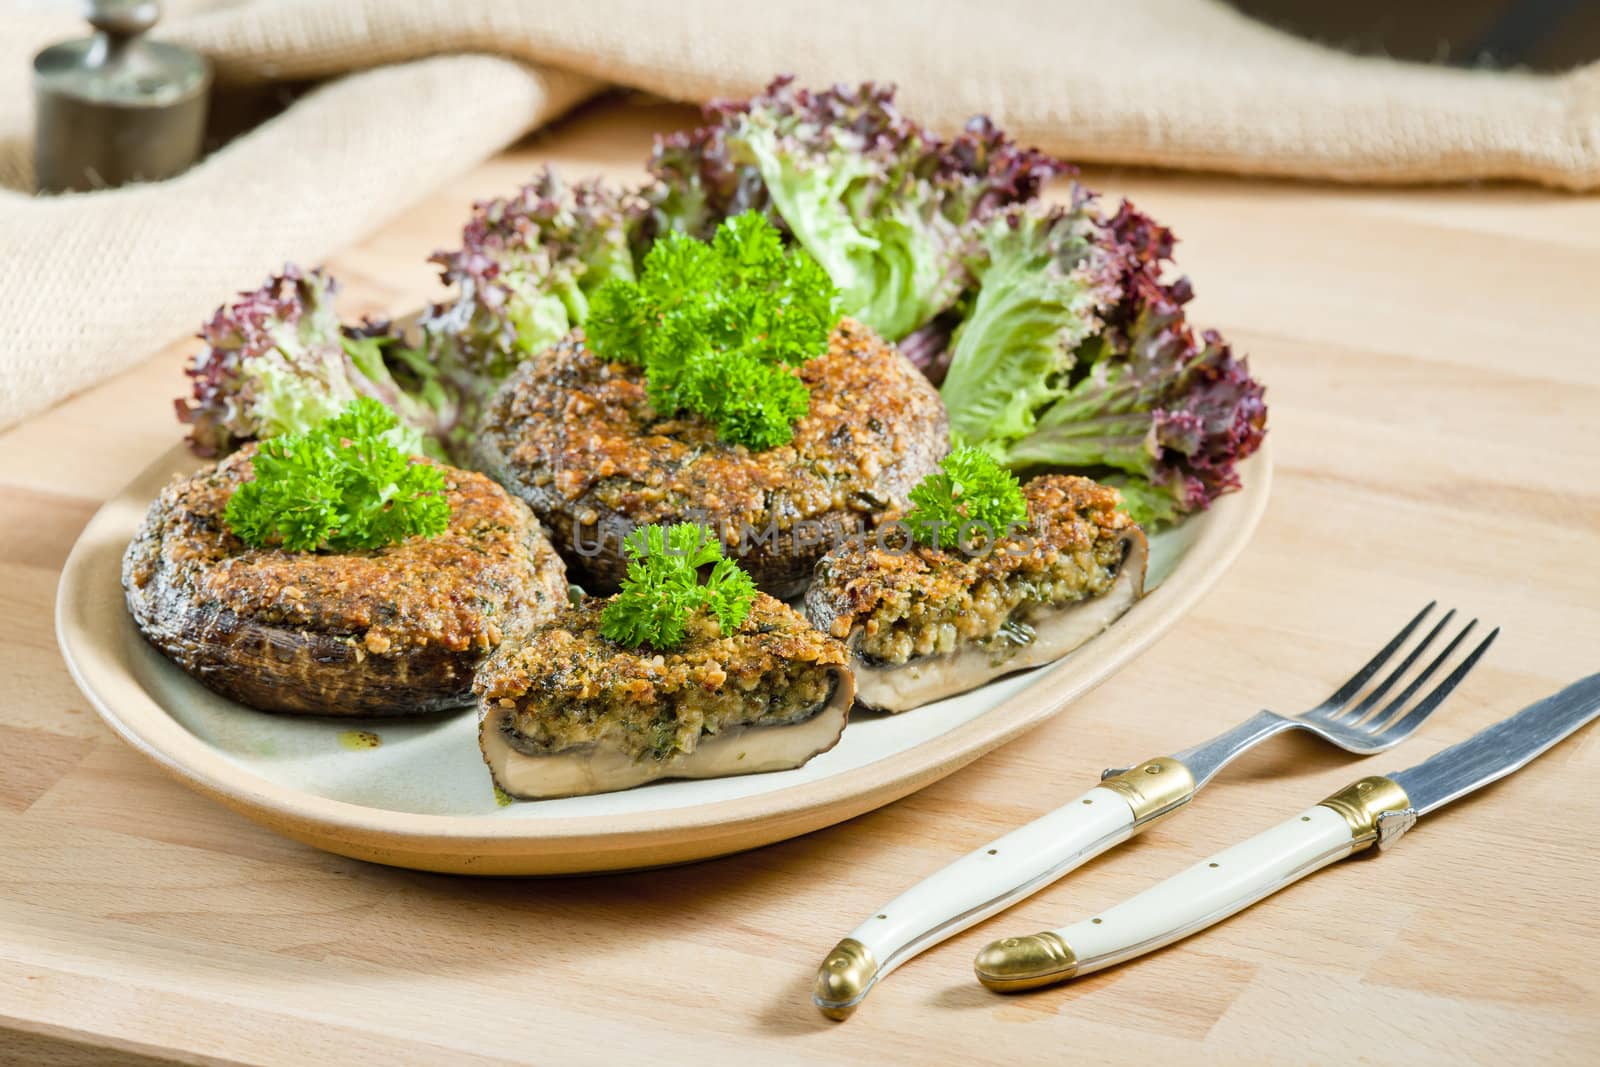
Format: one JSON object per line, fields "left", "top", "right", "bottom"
{"left": 598, "top": 523, "right": 759, "bottom": 650}
{"left": 585, "top": 212, "right": 840, "bottom": 450}
{"left": 223, "top": 397, "right": 450, "bottom": 552}
{"left": 905, "top": 446, "right": 1029, "bottom": 550}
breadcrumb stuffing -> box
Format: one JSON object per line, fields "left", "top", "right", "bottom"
{"left": 804, "top": 475, "right": 1140, "bottom": 664}
{"left": 476, "top": 595, "right": 848, "bottom": 762}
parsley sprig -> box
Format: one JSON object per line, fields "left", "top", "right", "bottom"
{"left": 598, "top": 523, "right": 759, "bottom": 650}
{"left": 223, "top": 397, "right": 450, "bottom": 552}
{"left": 905, "top": 446, "right": 1029, "bottom": 550}
{"left": 586, "top": 212, "right": 840, "bottom": 450}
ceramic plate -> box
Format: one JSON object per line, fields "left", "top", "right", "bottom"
{"left": 57, "top": 443, "right": 1269, "bottom": 874}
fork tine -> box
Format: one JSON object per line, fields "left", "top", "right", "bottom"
{"left": 1364, "top": 618, "right": 1476, "bottom": 731}
{"left": 1314, "top": 602, "right": 1435, "bottom": 714}
{"left": 1370, "top": 625, "right": 1500, "bottom": 738}
{"left": 1337, "top": 609, "right": 1456, "bottom": 722}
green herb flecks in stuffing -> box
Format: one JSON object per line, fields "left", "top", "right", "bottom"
{"left": 598, "top": 523, "right": 759, "bottom": 650}
{"left": 223, "top": 397, "right": 450, "bottom": 553}
{"left": 585, "top": 212, "right": 839, "bottom": 450}
{"left": 905, "top": 446, "right": 1028, "bottom": 550}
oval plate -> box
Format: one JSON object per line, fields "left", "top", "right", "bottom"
{"left": 57, "top": 443, "right": 1269, "bottom": 874}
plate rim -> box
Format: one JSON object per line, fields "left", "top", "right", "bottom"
{"left": 57, "top": 440, "right": 1271, "bottom": 871}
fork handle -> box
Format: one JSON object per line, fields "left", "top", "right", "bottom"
{"left": 973, "top": 776, "right": 1413, "bottom": 992}
{"left": 813, "top": 758, "right": 1197, "bottom": 1019}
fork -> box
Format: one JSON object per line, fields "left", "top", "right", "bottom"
{"left": 812, "top": 603, "right": 1498, "bottom": 1019}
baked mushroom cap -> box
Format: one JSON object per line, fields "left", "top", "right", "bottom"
{"left": 476, "top": 595, "right": 854, "bottom": 800}
{"left": 122, "top": 447, "right": 568, "bottom": 716}
{"left": 804, "top": 475, "right": 1147, "bottom": 712}
{"left": 468, "top": 319, "right": 948, "bottom": 598}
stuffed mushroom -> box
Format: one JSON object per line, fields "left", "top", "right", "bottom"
{"left": 803, "top": 475, "right": 1146, "bottom": 712}
{"left": 475, "top": 595, "right": 854, "bottom": 800}
{"left": 122, "top": 447, "right": 568, "bottom": 716}
{"left": 468, "top": 319, "right": 947, "bottom": 598}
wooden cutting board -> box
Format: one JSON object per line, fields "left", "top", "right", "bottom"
{"left": 2, "top": 97, "right": 1597, "bottom": 1065}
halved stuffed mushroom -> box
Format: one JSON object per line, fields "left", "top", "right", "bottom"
{"left": 803, "top": 475, "right": 1146, "bottom": 712}
{"left": 475, "top": 595, "right": 854, "bottom": 799}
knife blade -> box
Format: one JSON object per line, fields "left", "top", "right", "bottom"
{"left": 972, "top": 672, "right": 1600, "bottom": 992}
{"left": 1389, "top": 673, "right": 1600, "bottom": 815}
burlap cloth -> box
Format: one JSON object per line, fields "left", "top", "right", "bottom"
{"left": 2, "top": 0, "right": 1597, "bottom": 433}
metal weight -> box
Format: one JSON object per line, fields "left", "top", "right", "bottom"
{"left": 33, "top": 0, "right": 211, "bottom": 193}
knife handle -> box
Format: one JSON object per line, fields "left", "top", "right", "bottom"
{"left": 973, "top": 775, "right": 1413, "bottom": 992}
{"left": 812, "top": 757, "right": 1198, "bottom": 1020}
{"left": 811, "top": 785, "right": 1135, "bottom": 1017}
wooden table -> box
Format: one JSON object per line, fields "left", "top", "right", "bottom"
{"left": 3, "top": 97, "right": 1598, "bottom": 1065}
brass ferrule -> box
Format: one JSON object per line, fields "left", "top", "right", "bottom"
{"left": 812, "top": 938, "right": 879, "bottom": 1020}
{"left": 974, "top": 931, "right": 1078, "bottom": 992}
{"left": 1318, "top": 775, "right": 1413, "bottom": 852}
{"left": 1100, "top": 756, "right": 1197, "bottom": 827}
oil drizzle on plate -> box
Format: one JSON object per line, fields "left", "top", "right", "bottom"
{"left": 338, "top": 729, "right": 382, "bottom": 751}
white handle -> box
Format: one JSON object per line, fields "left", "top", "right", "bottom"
{"left": 813, "top": 785, "right": 1137, "bottom": 1016}
{"left": 976, "top": 804, "right": 1356, "bottom": 990}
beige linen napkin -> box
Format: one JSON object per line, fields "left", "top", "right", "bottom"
{"left": 2, "top": 0, "right": 1597, "bottom": 432}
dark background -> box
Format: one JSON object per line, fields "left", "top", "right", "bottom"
{"left": 1230, "top": 0, "right": 1599, "bottom": 71}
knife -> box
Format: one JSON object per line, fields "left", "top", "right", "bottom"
{"left": 971, "top": 672, "right": 1600, "bottom": 992}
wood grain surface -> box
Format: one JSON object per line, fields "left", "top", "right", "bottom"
{"left": 3, "top": 96, "right": 1598, "bottom": 1065}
